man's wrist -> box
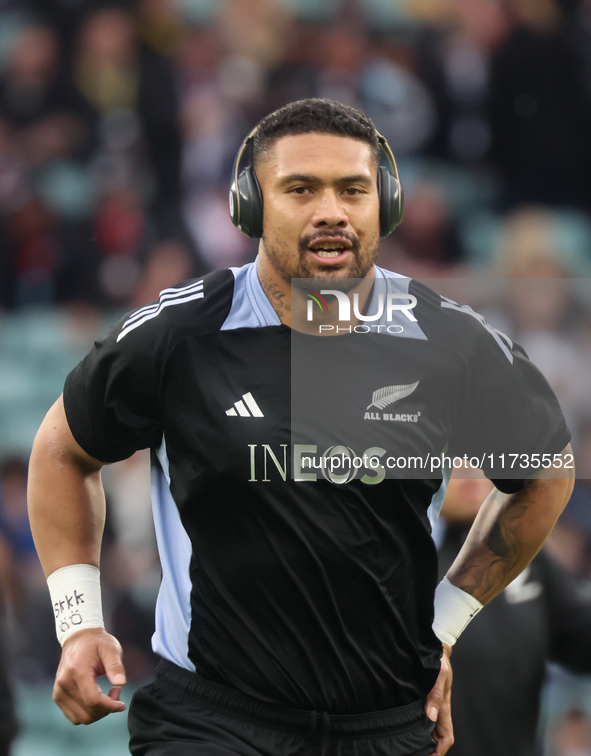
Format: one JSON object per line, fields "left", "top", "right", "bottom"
{"left": 432, "top": 577, "right": 483, "bottom": 646}
{"left": 47, "top": 564, "right": 105, "bottom": 646}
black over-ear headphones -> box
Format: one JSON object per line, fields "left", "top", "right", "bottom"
{"left": 229, "top": 124, "right": 403, "bottom": 239}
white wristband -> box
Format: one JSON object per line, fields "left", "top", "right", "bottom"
{"left": 47, "top": 564, "right": 105, "bottom": 645}
{"left": 432, "top": 577, "right": 484, "bottom": 646}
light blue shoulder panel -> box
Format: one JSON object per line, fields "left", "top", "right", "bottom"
{"left": 150, "top": 439, "right": 195, "bottom": 671}
{"left": 221, "top": 261, "right": 280, "bottom": 331}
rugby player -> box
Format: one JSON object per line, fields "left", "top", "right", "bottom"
{"left": 28, "top": 99, "right": 574, "bottom": 756}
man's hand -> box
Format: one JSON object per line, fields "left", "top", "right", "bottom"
{"left": 425, "top": 643, "right": 453, "bottom": 756}
{"left": 53, "top": 627, "right": 127, "bottom": 725}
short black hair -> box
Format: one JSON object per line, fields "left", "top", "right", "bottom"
{"left": 251, "top": 98, "right": 381, "bottom": 169}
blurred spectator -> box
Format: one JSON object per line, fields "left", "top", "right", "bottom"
{"left": 94, "top": 189, "right": 145, "bottom": 304}
{"left": 131, "top": 238, "right": 196, "bottom": 307}
{"left": 0, "top": 24, "right": 84, "bottom": 130}
{"left": 139, "top": 0, "right": 184, "bottom": 58}
{"left": 184, "top": 188, "right": 253, "bottom": 270}
{"left": 362, "top": 35, "right": 437, "bottom": 155}
{"left": 0, "top": 457, "right": 35, "bottom": 588}
{"left": 488, "top": 0, "right": 591, "bottom": 210}
{"left": 265, "top": 20, "right": 322, "bottom": 111}
{"left": 486, "top": 208, "right": 591, "bottom": 445}
{"left": 549, "top": 709, "right": 591, "bottom": 756}
{"left": 546, "top": 482, "right": 591, "bottom": 577}
{"left": 174, "top": 20, "right": 262, "bottom": 267}
{"left": 0, "top": 533, "right": 18, "bottom": 756}
{"left": 492, "top": 206, "right": 575, "bottom": 277}
{"left": 3, "top": 197, "right": 58, "bottom": 306}
{"left": 389, "top": 181, "right": 464, "bottom": 265}
{"left": 410, "top": 0, "right": 512, "bottom": 162}
{"left": 0, "top": 456, "right": 57, "bottom": 680}
{"left": 0, "top": 0, "right": 590, "bottom": 316}
{"left": 216, "top": 0, "right": 291, "bottom": 73}
{"left": 315, "top": 25, "right": 368, "bottom": 107}
{"left": 74, "top": 6, "right": 182, "bottom": 216}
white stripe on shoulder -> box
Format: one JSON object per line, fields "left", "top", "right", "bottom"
{"left": 117, "top": 281, "right": 204, "bottom": 342}
{"left": 121, "top": 280, "right": 204, "bottom": 329}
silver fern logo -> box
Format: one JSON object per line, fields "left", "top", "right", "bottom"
{"left": 367, "top": 382, "right": 420, "bottom": 410}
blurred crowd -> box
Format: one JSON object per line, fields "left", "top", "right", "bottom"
{"left": 1, "top": 0, "right": 591, "bottom": 753}
{"left": 0, "top": 0, "right": 591, "bottom": 309}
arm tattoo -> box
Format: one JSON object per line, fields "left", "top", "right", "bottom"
{"left": 447, "top": 487, "right": 535, "bottom": 603}
{"left": 259, "top": 276, "right": 291, "bottom": 320}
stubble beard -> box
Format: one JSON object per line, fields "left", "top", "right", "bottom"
{"left": 262, "top": 230, "right": 380, "bottom": 288}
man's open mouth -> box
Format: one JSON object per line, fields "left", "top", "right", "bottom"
{"left": 307, "top": 239, "right": 353, "bottom": 258}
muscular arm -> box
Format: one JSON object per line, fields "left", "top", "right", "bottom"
{"left": 446, "top": 446, "right": 575, "bottom": 604}
{"left": 28, "top": 396, "right": 105, "bottom": 575}
{"left": 425, "top": 447, "right": 574, "bottom": 755}
{"left": 28, "top": 396, "right": 126, "bottom": 724}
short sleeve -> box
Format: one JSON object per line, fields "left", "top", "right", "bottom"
{"left": 63, "top": 312, "right": 166, "bottom": 463}
{"left": 449, "top": 326, "right": 571, "bottom": 491}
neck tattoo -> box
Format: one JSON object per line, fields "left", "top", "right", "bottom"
{"left": 259, "top": 274, "right": 291, "bottom": 321}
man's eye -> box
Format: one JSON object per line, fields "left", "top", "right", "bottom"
{"left": 344, "top": 187, "right": 362, "bottom": 195}
{"left": 292, "top": 186, "right": 311, "bottom": 194}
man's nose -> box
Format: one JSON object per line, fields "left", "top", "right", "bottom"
{"left": 312, "top": 190, "right": 348, "bottom": 228}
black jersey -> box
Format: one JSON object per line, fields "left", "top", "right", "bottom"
{"left": 63, "top": 262, "right": 570, "bottom": 715}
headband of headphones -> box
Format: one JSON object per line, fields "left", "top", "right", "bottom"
{"left": 229, "top": 123, "right": 403, "bottom": 239}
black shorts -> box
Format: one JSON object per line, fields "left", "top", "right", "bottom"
{"left": 128, "top": 659, "right": 436, "bottom": 756}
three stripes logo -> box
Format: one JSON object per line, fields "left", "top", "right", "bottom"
{"left": 117, "top": 279, "right": 204, "bottom": 342}
{"left": 226, "top": 392, "right": 264, "bottom": 417}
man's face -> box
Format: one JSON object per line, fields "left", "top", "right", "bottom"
{"left": 256, "top": 133, "right": 381, "bottom": 283}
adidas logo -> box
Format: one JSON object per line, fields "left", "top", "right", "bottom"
{"left": 226, "top": 392, "right": 264, "bottom": 417}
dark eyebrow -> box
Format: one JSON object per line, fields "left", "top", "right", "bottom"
{"left": 339, "top": 175, "right": 373, "bottom": 185}
{"left": 277, "top": 173, "right": 373, "bottom": 187}
{"left": 277, "top": 174, "right": 319, "bottom": 187}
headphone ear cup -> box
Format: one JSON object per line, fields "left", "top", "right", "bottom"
{"left": 377, "top": 165, "right": 403, "bottom": 237}
{"left": 234, "top": 166, "right": 264, "bottom": 238}
{"left": 229, "top": 180, "right": 239, "bottom": 227}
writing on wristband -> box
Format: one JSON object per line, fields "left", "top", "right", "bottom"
{"left": 432, "top": 576, "right": 483, "bottom": 647}
{"left": 47, "top": 564, "right": 105, "bottom": 645}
